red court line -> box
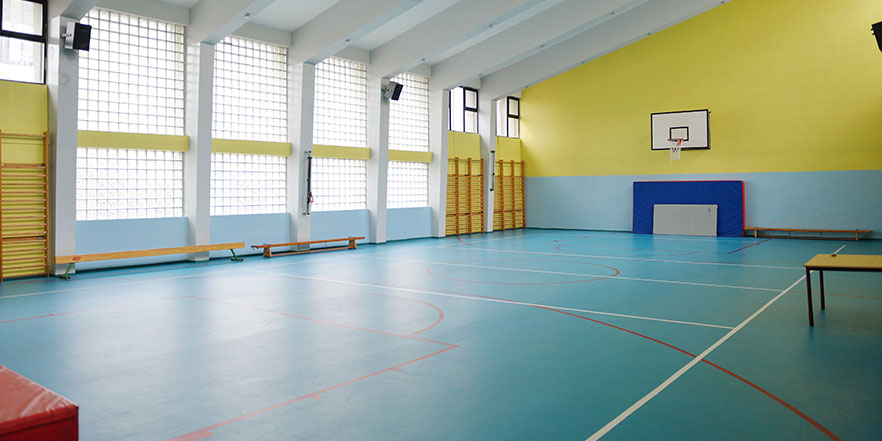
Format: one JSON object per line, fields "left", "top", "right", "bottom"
{"left": 728, "top": 238, "right": 772, "bottom": 255}
{"left": 0, "top": 297, "right": 185, "bottom": 325}
{"left": 336, "top": 291, "right": 446, "bottom": 337}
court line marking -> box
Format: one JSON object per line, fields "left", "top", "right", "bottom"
{"left": 245, "top": 269, "right": 735, "bottom": 330}
{"left": 442, "top": 244, "right": 802, "bottom": 270}
{"left": 832, "top": 244, "right": 847, "bottom": 255}
{"left": 584, "top": 274, "right": 807, "bottom": 441}
{"left": 363, "top": 255, "right": 781, "bottom": 293}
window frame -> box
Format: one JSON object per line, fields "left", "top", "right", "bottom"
{"left": 0, "top": 0, "right": 48, "bottom": 84}
{"left": 503, "top": 96, "right": 520, "bottom": 138}
{"left": 448, "top": 86, "right": 479, "bottom": 133}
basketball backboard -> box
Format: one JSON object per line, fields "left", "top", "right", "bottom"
{"left": 651, "top": 109, "right": 710, "bottom": 150}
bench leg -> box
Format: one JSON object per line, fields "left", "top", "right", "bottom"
{"left": 59, "top": 263, "right": 74, "bottom": 280}
{"left": 806, "top": 268, "right": 813, "bottom": 326}
{"left": 349, "top": 239, "right": 357, "bottom": 249}
{"left": 230, "top": 249, "right": 243, "bottom": 262}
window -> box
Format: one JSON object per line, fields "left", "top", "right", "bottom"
{"left": 213, "top": 36, "right": 287, "bottom": 142}
{"left": 76, "top": 147, "right": 183, "bottom": 220}
{"left": 496, "top": 96, "right": 519, "bottom": 138}
{"left": 78, "top": 8, "right": 185, "bottom": 135}
{"left": 449, "top": 86, "right": 477, "bottom": 133}
{"left": 388, "top": 72, "right": 429, "bottom": 208}
{"left": 0, "top": 0, "right": 47, "bottom": 83}
{"left": 210, "top": 153, "right": 286, "bottom": 216}
{"left": 310, "top": 157, "right": 367, "bottom": 211}
{"left": 313, "top": 57, "right": 367, "bottom": 147}
{"left": 387, "top": 161, "right": 428, "bottom": 208}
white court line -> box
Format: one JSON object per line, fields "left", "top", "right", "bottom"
{"left": 443, "top": 245, "right": 801, "bottom": 270}
{"left": 364, "top": 255, "right": 781, "bottom": 293}
{"left": 832, "top": 244, "right": 847, "bottom": 255}
{"left": 584, "top": 274, "right": 806, "bottom": 441}
{"left": 246, "top": 268, "right": 735, "bottom": 330}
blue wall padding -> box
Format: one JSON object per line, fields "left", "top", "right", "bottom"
{"left": 633, "top": 180, "right": 744, "bottom": 237}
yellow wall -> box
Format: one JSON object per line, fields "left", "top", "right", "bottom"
{"left": 520, "top": 0, "right": 882, "bottom": 177}
{"left": 448, "top": 131, "right": 481, "bottom": 159}
{"left": 496, "top": 136, "right": 522, "bottom": 161}
{"left": 0, "top": 80, "right": 48, "bottom": 164}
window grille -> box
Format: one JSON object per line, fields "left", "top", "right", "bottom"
{"left": 78, "top": 8, "right": 185, "bottom": 136}
{"left": 210, "top": 153, "right": 286, "bottom": 215}
{"left": 76, "top": 147, "right": 183, "bottom": 220}
{"left": 213, "top": 35, "right": 287, "bottom": 142}
{"left": 310, "top": 157, "right": 367, "bottom": 211}
{"left": 313, "top": 57, "right": 367, "bottom": 147}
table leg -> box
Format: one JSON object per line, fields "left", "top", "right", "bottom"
{"left": 806, "top": 268, "right": 813, "bottom": 326}
{"left": 819, "top": 270, "right": 825, "bottom": 310}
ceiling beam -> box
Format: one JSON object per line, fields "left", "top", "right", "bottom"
{"left": 369, "top": 0, "right": 548, "bottom": 79}
{"left": 49, "top": 0, "right": 101, "bottom": 20}
{"left": 290, "top": 0, "right": 424, "bottom": 65}
{"left": 187, "top": 0, "right": 277, "bottom": 45}
{"left": 430, "top": 0, "right": 648, "bottom": 90}
{"left": 479, "top": 0, "right": 730, "bottom": 100}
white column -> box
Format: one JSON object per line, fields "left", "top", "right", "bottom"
{"left": 46, "top": 16, "right": 80, "bottom": 275}
{"left": 184, "top": 42, "right": 214, "bottom": 260}
{"left": 287, "top": 62, "right": 314, "bottom": 244}
{"left": 428, "top": 88, "right": 450, "bottom": 237}
{"left": 366, "top": 77, "right": 390, "bottom": 244}
{"left": 478, "top": 96, "right": 497, "bottom": 233}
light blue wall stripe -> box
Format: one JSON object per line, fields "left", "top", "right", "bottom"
{"left": 310, "top": 210, "right": 370, "bottom": 243}
{"left": 526, "top": 170, "right": 882, "bottom": 239}
{"left": 75, "top": 217, "right": 189, "bottom": 270}
{"left": 209, "top": 214, "right": 290, "bottom": 258}
{"left": 387, "top": 207, "right": 432, "bottom": 241}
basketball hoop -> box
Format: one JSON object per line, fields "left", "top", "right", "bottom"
{"left": 667, "top": 138, "right": 684, "bottom": 162}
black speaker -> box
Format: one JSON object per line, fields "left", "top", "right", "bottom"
{"left": 64, "top": 22, "right": 92, "bottom": 51}
{"left": 874, "top": 21, "right": 882, "bottom": 52}
{"left": 383, "top": 81, "right": 403, "bottom": 100}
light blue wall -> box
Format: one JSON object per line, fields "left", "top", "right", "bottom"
{"left": 75, "top": 217, "right": 189, "bottom": 270}
{"left": 526, "top": 170, "right": 882, "bottom": 239}
{"left": 387, "top": 207, "right": 432, "bottom": 241}
{"left": 310, "top": 210, "right": 370, "bottom": 243}
{"left": 209, "top": 214, "right": 290, "bottom": 258}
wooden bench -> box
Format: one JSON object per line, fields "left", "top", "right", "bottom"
{"left": 804, "top": 254, "right": 882, "bottom": 326}
{"left": 54, "top": 242, "right": 245, "bottom": 279}
{"left": 252, "top": 237, "right": 364, "bottom": 258}
{"left": 744, "top": 227, "right": 871, "bottom": 241}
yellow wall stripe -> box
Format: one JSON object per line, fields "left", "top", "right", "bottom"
{"left": 0, "top": 80, "right": 47, "bottom": 133}
{"left": 313, "top": 144, "right": 371, "bottom": 160}
{"left": 78, "top": 131, "right": 189, "bottom": 152}
{"left": 389, "top": 150, "right": 432, "bottom": 163}
{"left": 212, "top": 138, "right": 291, "bottom": 156}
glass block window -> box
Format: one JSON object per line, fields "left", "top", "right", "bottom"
{"left": 389, "top": 72, "right": 429, "bottom": 152}
{"left": 496, "top": 96, "right": 519, "bottom": 138}
{"left": 213, "top": 36, "right": 288, "bottom": 142}
{"left": 76, "top": 147, "right": 183, "bottom": 220}
{"left": 0, "top": 0, "right": 46, "bottom": 83}
{"left": 313, "top": 57, "right": 367, "bottom": 147}
{"left": 449, "top": 86, "right": 477, "bottom": 133}
{"left": 387, "top": 161, "right": 428, "bottom": 208}
{"left": 310, "top": 157, "right": 367, "bottom": 211}
{"left": 78, "top": 8, "right": 185, "bottom": 135}
{"left": 210, "top": 153, "right": 286, "bottom": 215}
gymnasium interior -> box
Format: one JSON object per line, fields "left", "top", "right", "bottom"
{"left": 1, "top": 0, "right": 881, "bottom": 440}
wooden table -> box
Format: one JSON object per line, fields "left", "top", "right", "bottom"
{"left": 804, "top": 254, "right": 882, "bottom": 325}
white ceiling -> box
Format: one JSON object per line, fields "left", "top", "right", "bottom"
{"left": 115, "top": 0, "right": 732, "bottom": 98}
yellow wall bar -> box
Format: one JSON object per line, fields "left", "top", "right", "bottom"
{"left": 313, "top": 144, "right": 371, "bottom": 160}
{"left": 212, "top": 138, "right": 291, "bottom": 156}
{"left": 78, "top": 130, "right": 189, "bottom": 152}
{"left": 389, "top": 150, "right": 432, "bottom": 163}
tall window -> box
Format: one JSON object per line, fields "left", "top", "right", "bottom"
{"left": 0, "top": 0, "right": 47, "bottom": 83}
{"left": 311, "top": 57, "right": 368, "bottom": 211}
{"left": 76, "top": 9, "right": 185, "bottom": 221}
{"left": 79, "top": 9, "right": 185, "bottom": 135}
{"left": 496, "top": 97, "right": 519, "bottom": 138}
{"left": 211, "top": 36, "right": 288, "bottom": 216}
{"left": 388, "top": 72, "right": 429, "bottom": 208}
{"left": 449, "top": 86, "right": 477, "bottom": 133}
{"left": 313, "top": 56, "right": 367, "bottom": 147}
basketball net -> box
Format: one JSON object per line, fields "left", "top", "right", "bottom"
{"left": 667, "top": 138, "right": 683, "bottom": 162}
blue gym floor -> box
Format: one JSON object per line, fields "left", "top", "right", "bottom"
{"left": 1, "top": 229, "right": 881, "bottom": 440}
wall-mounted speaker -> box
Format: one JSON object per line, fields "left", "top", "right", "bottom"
{"left": 64, "top": 22, "right": 92, "bottom": 51}
{"left": 383, "top": 81, "right": 403, "bottom": 101}
{"left": 873, "top": 21, "right": 882, "bottom": 52}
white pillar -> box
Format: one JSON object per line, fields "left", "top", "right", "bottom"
{"left": 184, "top": 42, "right": 214, "bottom": 260}
{"left": 46, "top": 16, "right": 80, "bottom": 274}
{"left": 366, "top": 76, "right": 389, "bottom": 244}
{"left": 287, "top": 62, "right": 314, "bottom": 244}
{"left": 478, "top": 96, "right": 497, "bottom": 233}
{"left": 428, "top": 88, "right": 449, "bottom": 237}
